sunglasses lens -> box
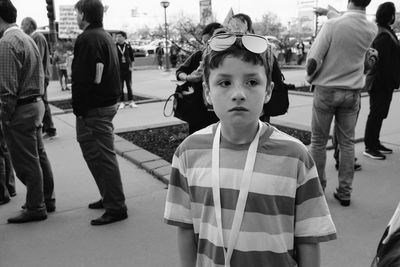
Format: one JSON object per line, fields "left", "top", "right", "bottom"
{"left": 209, "top": 34, "right": 236, "bottom": 51}
{"left": 242, "top": 35, "right": 268, "bottom": 54}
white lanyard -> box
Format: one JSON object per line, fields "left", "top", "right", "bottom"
{"left": 212, "top": 121, "right": 262, "bottom": 267}
{"left": 117, "top": 44, "right": 126, "bottom": 55}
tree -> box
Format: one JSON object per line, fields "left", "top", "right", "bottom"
{"left": 253, "top": 12, "right": 284, "bottom": 38}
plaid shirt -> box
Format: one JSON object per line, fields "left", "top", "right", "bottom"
{"left": 0, "top": 25, "right": 44, "bottom": 123}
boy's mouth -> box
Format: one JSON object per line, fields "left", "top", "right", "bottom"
{"left": 229, "top": 106, "right": 248, "bottom": 112}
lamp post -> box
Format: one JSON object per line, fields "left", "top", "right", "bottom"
{"left": 160, "top": 1, "right": 170, "bottom": 71}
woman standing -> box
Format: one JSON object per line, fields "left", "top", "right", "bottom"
{"left": 363, "top": 2, "right": 400, "bottom": 160}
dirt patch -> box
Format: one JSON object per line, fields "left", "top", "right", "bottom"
{"left": 117, "top": 123, "right": 311, "bottom": 163}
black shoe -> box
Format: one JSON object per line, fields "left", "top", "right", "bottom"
{"left": 363, "top": 149, "right": 386, "bottom": 160}
{"left": 90, "top": 211, "right": 128, "bottom": 226}
{"left": 88, "top": 199, "right": 104, "bottom": 209}
{"left": 333, "top": 192, "right": 351, "bottom": 207}
{"left": 8, "top": 210, "right": 47, "bottom": 223}
{"left": 0, "top": 198, "right": 10, "bottom": 205}
{"left": 378, "top": 144, "right": 393, "bottom": 154}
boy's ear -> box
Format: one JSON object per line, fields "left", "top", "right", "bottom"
{"left": 203, "top": 82, "right": 213, "bottom": 105}
{"left": 264, "top": 81, "right": 274, "bottom": 104}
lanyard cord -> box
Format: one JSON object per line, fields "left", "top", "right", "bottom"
{"left": 117, "top": 43, "right": 126, "bottom": 55}
{"left": 211, "top": 121, "right": 262, "bottom": 267}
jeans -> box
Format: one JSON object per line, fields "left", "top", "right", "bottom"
{"left": 3, "top": 100, "right": 55, "bottom": 212}
{"left": 310, "top": 86, "right": 360, "bottom": 199}
{"left": 120, "top": 71, "right": 133, "bottom": 102}
{"left": 364, "top": 88, "right": 393, "bottom": 150}
{"left": 76, "top": 104, "right": 127, "bottom": 213}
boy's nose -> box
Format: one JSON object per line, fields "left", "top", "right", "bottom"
{"left": 231, "top": 91, "right": 246, "bottom": 102}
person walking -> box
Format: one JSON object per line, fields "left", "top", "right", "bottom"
{"left": 155, "top": 42, "right": 164, "bottom": 69}
{"left": 21, "top": 17, "right": 57, "bottom": 139}
{"left": 53, "top": 45, "right": 70, "bottom": 91}
{"left": 306, "top": 0, "right": 377, "bottom": 206}
{"left": 72, "top": 0, "right": 127, "bottom": 225}
{"left": 0, "top": 0, "right": 55, "bottom": 223}
{"left": 115, "top": 31, "right": 137, "bottom": 109}
{"left": 363, "top": 2, "right": 400, "bottom": 160}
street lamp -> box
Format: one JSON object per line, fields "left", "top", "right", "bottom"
{"left": 160, "top": 1, "right": 170, "bottom": 71}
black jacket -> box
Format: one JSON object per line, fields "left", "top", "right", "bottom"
{"left": 72, "top": 23, "right": 121, "bottom": 116}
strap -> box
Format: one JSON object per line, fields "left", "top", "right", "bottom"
{"left": 163, "top": 93, "right": 176, "bottom": 117}
{"left": 212, "top": 121, "right": 262, "bottom": 267}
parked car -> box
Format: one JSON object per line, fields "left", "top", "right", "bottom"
{"left": 139, "top": 39, "right": 172, "bottom": 56}
{"left": 131, "top": 45, "right": 146, "bottom": 57}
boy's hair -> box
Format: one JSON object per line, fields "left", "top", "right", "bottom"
{"left": 349, "top": 0, "right": 371, "bottom": 8}
{"left": 74, "top": 0, "right": 104, "bottom": 24}
{"left": 116, "top": 31, "right": 127, "bottom": 38}
{"left": 376, "top": 2, "right": 395, "bottom": 27}
{"left": 0, "top": 0, "right": 17, "bottom": 23}
{"left": 203, "top": 40, "right": 272, "bottom": 88}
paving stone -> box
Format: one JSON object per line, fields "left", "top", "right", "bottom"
{"left": 141, "top": 159, "right": 170, "bottom": 173}
{"left": 114, "top": 140, "right": 141, "bottom": 155}
{"left": 152, "top": 165, "right": 171, "bottom": 178}
{"left": 123, "top": 149, "right": 161, "bottom": 165}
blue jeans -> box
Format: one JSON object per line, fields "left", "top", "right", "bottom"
{"left": 76, "top": 104, "right": 127, "bottom": 213}
{"left": 310, "top": 86, "right": 360, "bottom": 199}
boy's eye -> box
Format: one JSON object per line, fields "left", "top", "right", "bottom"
{"left": 246, "top": 79, "right": 259, "bottom": 87}
{"left": 217, "top": 80, "right": 231, "bottom": 87}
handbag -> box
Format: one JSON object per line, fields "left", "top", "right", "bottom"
{"left": 263, "top": 57, "right": 290, "bottom": 116}
{"left": 163, "top": 82, "right": 195, "bottom": 122}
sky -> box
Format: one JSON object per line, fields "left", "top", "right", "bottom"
{"left": 10, "top": 0, "right": 398, "bottom": 32}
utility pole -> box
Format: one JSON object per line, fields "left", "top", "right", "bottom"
{"left": 45, "top": 0, "right": 57, "bottom": 53}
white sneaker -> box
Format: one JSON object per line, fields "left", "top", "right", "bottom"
{"left": 128, "top": 101, "right": 138, "bottom": 108}
{"left": 118, "top": 103, "right": 125, "bottom": 109}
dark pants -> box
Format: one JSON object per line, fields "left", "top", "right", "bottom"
{"left": 364, "top": 89, "right": 393, "bottom": 150}
{"left": 76, "top": 104, "right": 127, "bottom": 214}
{"left": 0, "top": 122, "right": 15, "bottom": 201}
{"left": 3, "top": 100, "right": 55, "bottom": 212}
{"left": 58, "top": 69, "right": 68, "bottom": 90}
{"left": 42, "top": 80, "right": 56, "bottom": 135}
{"left": 120, "top": 71, "right": 133, "bottom": 102}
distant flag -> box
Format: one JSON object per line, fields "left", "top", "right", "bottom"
{"left": 223, "top": 8, "right": 234, "bottom": 27}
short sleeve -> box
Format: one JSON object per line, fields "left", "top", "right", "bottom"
{"left": 164, "top": 148, "right": 193, "bottom": 229}
{"left": 294, "top": 151, "right": 337, "bottom": 244}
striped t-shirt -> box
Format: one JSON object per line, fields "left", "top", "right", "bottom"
{"left": 164, "top": 123, "right": 336, "bottom": 266}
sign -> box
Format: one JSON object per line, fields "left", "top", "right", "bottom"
{"left": 58, "top": 5, "right": 82, "bottom": 39}
{"left": 199, "top": 0, "right": 212, "bottom": 25}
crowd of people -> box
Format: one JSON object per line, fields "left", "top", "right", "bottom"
{"left": 0, "top": 0, "right": 399, "bottom": 266}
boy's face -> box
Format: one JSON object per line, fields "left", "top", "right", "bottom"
{"left": 204, "top": 56, "right": 272, "bottom": 128}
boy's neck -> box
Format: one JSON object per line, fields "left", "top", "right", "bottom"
{"left": 220, "top": 121, "right": 260, "bottom": 145}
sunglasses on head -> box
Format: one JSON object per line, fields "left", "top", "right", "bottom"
{"left": 208, "top": 33, "right": 269, "bottom": 54}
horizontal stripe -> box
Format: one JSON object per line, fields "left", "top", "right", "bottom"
{"left": 198, "top": 238, "right": 297, "bottom": 267}
{"left": 191, "top": 202, "right": 294, "bottom": 234}
{"left": 197, "top": 221, "right": 294, "bottom": 253}
{"left": 164, "top": 218, "right": 193, "bottom": 229}
{"left": 189, "top": 185, "right": 295, "bottom": 216}
{"left": 295, "top": 215, "right": 337, "bottom": 239}
{"left": 187, "top": 167, "right": 297, "bottom": 198}
{"left": 295, "top": 195, "right": 332, "bottom": 222}
{"left": 164, "top": 201, "right": 192, "bottom": 226}
{"left": 295, "top": 233, "right": 337, "bottom": 244}
{"left": 296, "top": 177, "right": 324, "bottom": 205}
{"left": 166, "top": 184, "right": 191, "bottom": 209}
{"left": 168, "top": 167, "right": 189, "bottom": 194}
{"left": 297, "top": 164, "right": 319, "bottom": 187}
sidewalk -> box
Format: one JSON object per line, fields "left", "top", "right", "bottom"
{"left": 0, "top": 69, "right": 399, "bottom": 267}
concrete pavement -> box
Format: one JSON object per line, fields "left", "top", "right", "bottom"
{"left": 0, "top": 68, "right": 399, "bottom": 267}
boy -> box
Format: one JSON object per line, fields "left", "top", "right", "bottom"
{"left": 164, "top": 33, "right": 336, "bottom": 266}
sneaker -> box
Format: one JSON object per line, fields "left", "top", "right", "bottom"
{"left": 363, "top": 149, "right": 386, "bottom": 160}
{"left": 128, "top": 101, "right": 138, "bottom": 108}
{"left": 378, "top": 144, "right": 393, "bottom": 154}
{"left": 42, "top": 132, "right": 57, "bottom": 140}
{"left": 118, "top": 103, "right": 125, "bottom": 110}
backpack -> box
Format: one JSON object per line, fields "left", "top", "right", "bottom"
{"left": 263, "top": 57, "right": 291, "bottom": 117}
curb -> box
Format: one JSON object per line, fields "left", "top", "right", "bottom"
{"left": 114, "top": 130, "right": 172, "bottom": 185}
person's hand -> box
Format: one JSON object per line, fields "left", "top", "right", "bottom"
{"left": 186, "top": 73, "right": 202, "bottom": 83}
{"left": 313, "top": 7, "right": 329, "bottom": 16}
